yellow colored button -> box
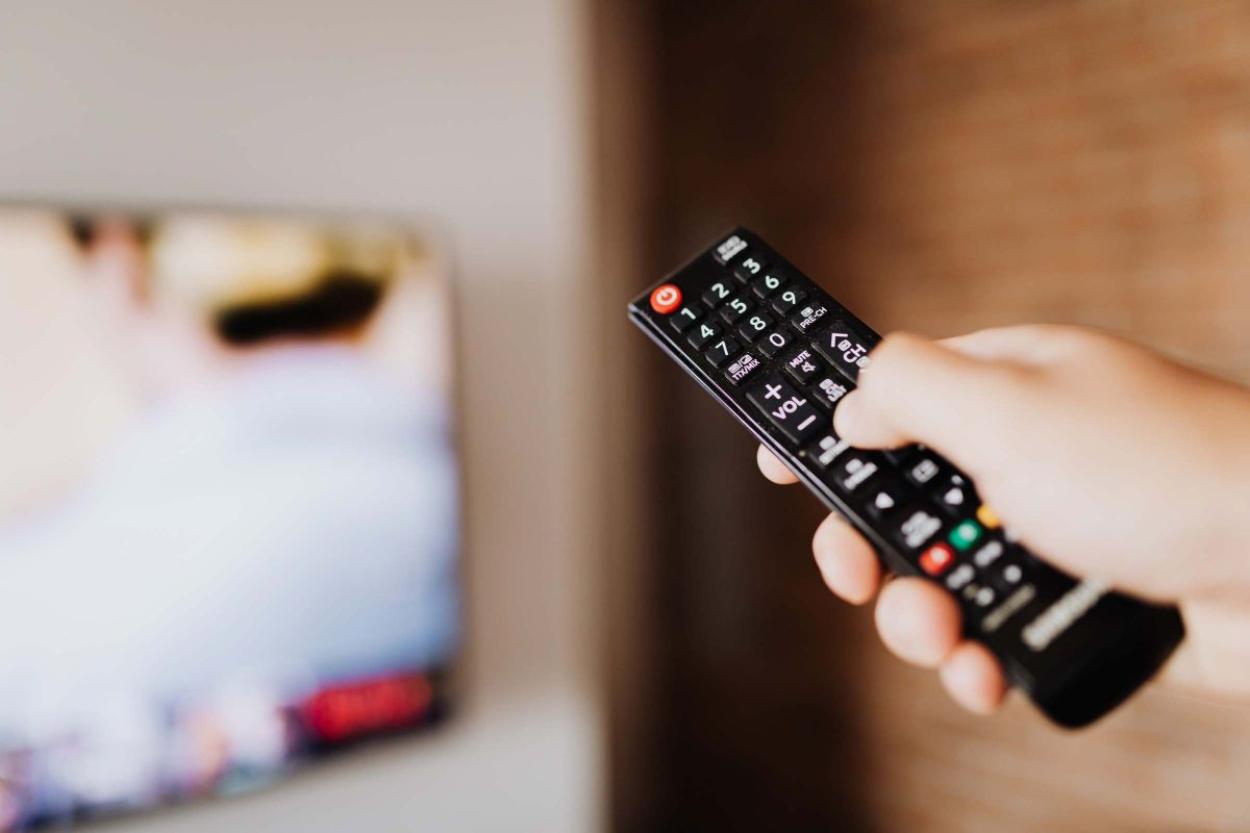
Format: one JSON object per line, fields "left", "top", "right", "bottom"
{"left": 976, "top": 505, "right": 1000, "bottom": 529}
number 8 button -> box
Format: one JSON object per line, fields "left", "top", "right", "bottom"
{"left": 737, "top": 312, "right": 774, "bottom": 341}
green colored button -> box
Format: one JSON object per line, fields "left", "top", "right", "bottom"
{"left": 948, "top": 519, "right": 983, "bottom": 551}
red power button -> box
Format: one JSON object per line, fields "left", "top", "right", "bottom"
{"left": 650, "top": 284, "right": 682, "bottom": 314}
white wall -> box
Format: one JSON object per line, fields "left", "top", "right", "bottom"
{"left": 0, "top": 2, "right": 601, "bottom": 831}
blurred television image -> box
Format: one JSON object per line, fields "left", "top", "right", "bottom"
{"left": 0, "top": 207, "right": 460, "bottom": 828}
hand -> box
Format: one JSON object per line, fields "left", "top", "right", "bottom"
{"left": 758, "top": 325, "right": 1250, "bottom": 714}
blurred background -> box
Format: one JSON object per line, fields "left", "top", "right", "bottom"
{"left": 4, "top": 1, "right": 1250, "bottom": 831}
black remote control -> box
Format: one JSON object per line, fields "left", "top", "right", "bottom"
{"left": 628, "top": 227, "right": 1184, "bottom": 728}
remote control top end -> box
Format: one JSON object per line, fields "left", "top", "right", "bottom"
{"left": 628, "top": 227, "right": 1183, "bottom": 729}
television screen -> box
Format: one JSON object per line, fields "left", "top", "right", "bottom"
{"left": 0, "top": 207, "right": 460, "bottom": 828}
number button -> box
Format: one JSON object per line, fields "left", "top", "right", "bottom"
{"left": 668, "top": 305, "right": 702, "bottom": 334}
{"left": 732, "top": 255, "right": 768, "bottom": 284}
{"left": 702, "top": 281, "right": 733, "bottom": 308}
{"left": 757, "top": 329, "right": 793, "bottom": 358}
{"left": 686, "top": 321, "right": 721, "bottom": 350}
{"left": 703, "top": 337, "right": 741, "bottom": 368}
{"left": 771, "top": 288, "right": 807, "bottom": 314}
{"left": 750, "top": 269, "right": 788, "bottom": 300}
{"left": 719, "top": 295, "right": 753, "bottom": 324}
{"left": 737, "top": 313, "right": 774, "bottom": 341}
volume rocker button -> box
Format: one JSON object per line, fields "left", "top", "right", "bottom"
{"left": 747, "top": 375, "right": 825, "bottom": 445}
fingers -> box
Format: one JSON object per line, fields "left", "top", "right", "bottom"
{"left": 811, "top": 514, "right": 881, "bottom": 604}
{"left": 939, "top": 324, "right": 1085, "bottom": 366}
{"left": 874, "top": 578, "right": 1008, "bottom": 713}
{"left": 939, "top": 642, "right": 1009, "bottom": 714}
{"left": 808, "top": 512, "right": 1009, "bottom": 715}
{"left": 833, "top": 332, "right": 1027, "bottom": 462}
{"left": 874, "top": 577, "right": 963, "bottom": 666}
{"left": 756, "top": 445, "right": 799, "bottom": 485}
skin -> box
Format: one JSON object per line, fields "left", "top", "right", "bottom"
{"left": 757, "top": 326, "right": 1250, "bottom": 714}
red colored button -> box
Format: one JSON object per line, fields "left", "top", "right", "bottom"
{"left": 650, "top": 283, "right": 682, "bottom": 314}
{"left": 919, "top": 542, "right": 955, "bottom": 576}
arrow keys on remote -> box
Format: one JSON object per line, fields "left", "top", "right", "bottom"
{"left": 747, "top": 375, "right": 825, "bottom": 445}
{"left": 864, "top": 482, "right": 904, "bottom": 520}
{"left": 931, "top": 472, "right": 974, "bottom": 517}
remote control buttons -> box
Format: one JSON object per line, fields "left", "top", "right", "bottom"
{"left": 972, "top": 539, "right": 1005, "bottom": 569}
{"left": 719, "top": 295, "right": 754, "bottom": 324}
{"left": 827, "top": 451, "right": 880, "bottom": 496}
{"left": 668, "top": 305, "right": 702, "bottom": 334}
{"left": 784, "top": 348, "right": 824, "bottom": 385}
{"left": 976, "top": 505, "right": 1001, "bottom": 529}
{"left": 805, "top": 433, "right": 849, "bottom": 469}
{"left": 919, "top": 543, "right": 955, "bottom": 576}
{"left": 948, "top": 519, "right": 984, "bottom": 551}
{"left": 757, "top": 329, "right": 794, "bottom": 358}
{"left": 945, "top": 563, "right": 976, "bottom": 591}
{"left": 771, "top": 288, "right": 806, "bottom": 315}
{"left": 789, "top": 302, "right": 831, "bottom": 335}
{"left": 747, "top": 375, "right": 825, "bottom": 445}
{"left": 863, "top": 483, "right": 903, "bottom": 520}
{"left": 737, "top": 312, "right": 774, "bottom": 341}
{"left": 903, "top": 454, "right": 943, "bottom": 488}
{"left": 810, "top": 376, "right": 852, "bottom": 411}
{"left": 687, "top": 321, "right": 722, "bottom": 350}
{"left": 704, "top": 337, "right": 741, "bottom": 368}
{"left": 811, "top": 319, "right": 874, "bottom": 382}
{"left": 650, "top": 284, "right": 682, "bottom": 314}
{"left": 724, "top": 351, "right": 763, "bottom": 386}
{"left": 931, "top": 473, "right": 973, "bottom": 517}
{"left": 713, "top": 234, "right": 748, "bottom": 264}
{"left": 703, "top": 281, "right": 734, "bottom": 308}
{"left": 750, "top": 268, "right": 788, "bottom": 299}
{"left": 733, "top": 254, "right": 768, "bottom": 283}
{"left": 891, "top": 506, "right": 943, "bottom": 551}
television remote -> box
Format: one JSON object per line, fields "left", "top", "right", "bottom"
{"left": 628, "top": 227, "right": 1184, "bottom": 728}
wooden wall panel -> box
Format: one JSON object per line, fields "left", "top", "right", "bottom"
{"left": 640, "top": 2, "right": 1250, "bottom": 830}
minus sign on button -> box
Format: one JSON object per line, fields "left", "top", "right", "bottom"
{"left": 797, "top": 415, "right": 818, "bottom": 432}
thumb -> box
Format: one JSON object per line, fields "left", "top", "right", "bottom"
{"left": 834, "top": 332, "right": 1029, "bottom": 470}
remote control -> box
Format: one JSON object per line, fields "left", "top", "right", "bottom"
{"left": 628, "top": 227, "right": 1184, "bottom": 728}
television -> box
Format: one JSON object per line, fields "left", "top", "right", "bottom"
{"left": 0, "top": 206, "right": 460, "bottom": 828}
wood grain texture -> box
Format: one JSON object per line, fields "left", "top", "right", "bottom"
{"left": 636, "top": 1, "right": 1250, "bottom": 830}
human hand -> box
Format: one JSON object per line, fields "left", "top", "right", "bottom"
{"left": 759, "top": 325, "right": 1250, "bottom": 713}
